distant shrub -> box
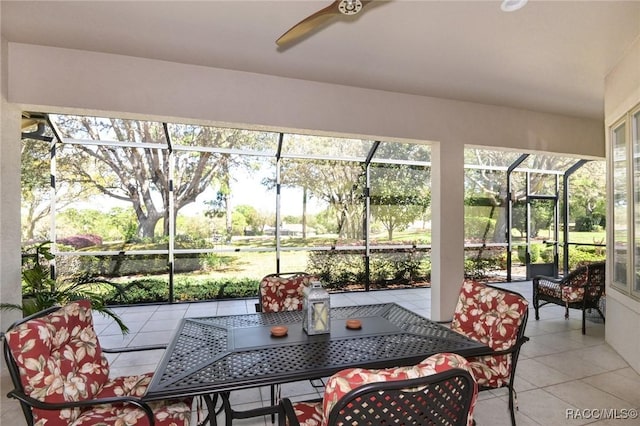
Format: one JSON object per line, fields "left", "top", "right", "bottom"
{"left": 516, "top": 244, "right": 541, "bottom": 263}
{"left": 463, "top": 246, "right": 504, "bottom": 280}
{"left": 58, "top": 234, "right": 103, "bottom": 249}
{"left": 564, "top": 246, "right": 605, "bottom": 270}
{"left": 465, "top": 216, "right": 496, "bottom": 241}
{"left": 307, "top": 244, "right": 431, "bottom": 290}
{"left": 575, "top": 216, "right": 596, "bottom": 232}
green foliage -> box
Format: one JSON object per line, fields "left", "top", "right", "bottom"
{"left": 530, "top": 243, "right": 542, "bottom": 262}
{"left": 104, "top": 277, "right": 259, "bottom": 304}
{"left": 370, "top": 164, "right": 431, "bottom": 240}
{"left": 575, "top": 215, "right": 596, "bottom": 232}
{"left": 562, "top": 246, "right": 606, "bottom": 270}
{"left": 465, "top": 216, "right": 497, "bottom": 241}
{"left": 568, "top": 161, "right": 606, "bottom": 228}
{"left": 511, "top": 200, "right": 555, "bottom": 238}
{"left": 231, "top": 210, "right": 248, "bottom": 235}
{"left": 307, "top": 248, "right": 430, "bottom": 290}
{"left": 516, "top": 244, "right": 541, "bottom": 263}
{"left": 0, "top": 242, "right": 129, "bottom": 333}
{"left": 71, "top": 238, "right": 232, "bottom": 277}
{"left": 463, "top": 247, "right": 504, "bottom": 280}
{"left": 540, "top": 246, "right": 555, "bottom": 263}
{"left": 235, "top": 204, "right": 269, "bottom": 235}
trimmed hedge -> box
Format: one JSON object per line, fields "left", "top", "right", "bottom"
{"left": 105, "top": 277, "right": 259, "bottom": 305}
{"left": 307, "top": 247, "right": 431, "bottom": 291}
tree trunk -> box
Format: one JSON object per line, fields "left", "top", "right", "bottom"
{"left": 139, "top": 216, "right": 159, "bottom": 239}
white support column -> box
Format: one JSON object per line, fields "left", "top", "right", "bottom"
{"left": 0, "top": 34, "right": 23, "bottom": 331}
{"left": 430, "top": 141, "right": 464, "bottom": 321}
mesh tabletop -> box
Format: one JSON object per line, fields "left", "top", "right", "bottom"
{"left": 145, "top": 303, "right": 488, "bottom": 400}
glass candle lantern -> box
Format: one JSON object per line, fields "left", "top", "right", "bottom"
{"left": 302, "top": 281, "right": 330, "bottom": 335}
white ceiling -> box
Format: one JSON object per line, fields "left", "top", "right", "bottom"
{"left": 2, "top": 0, "right": 640, "bottom": 120}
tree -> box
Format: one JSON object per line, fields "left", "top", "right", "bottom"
{"left": 568, "top": 161, "right": 606, "bottom": 228}
{"left": 21, "top": 137, "right": 95, "bottom": 241}
{"left": 21, "top": 138, "right": 53, "bottom": 240}
{"left": 370, "top": 164, "right": 430, "bottom": 240}
{"left": 53, "top": 116, "right": 261, "bottom": 239}
{"left": 235, "top": 204, "right": 269, "bottom": 234}
{"left": 279, "top": 158, "right": 365, "bottom": 240}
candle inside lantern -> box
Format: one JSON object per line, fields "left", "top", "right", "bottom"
{"left": 313, "top": 302, "right": 328, "bottom": 330}
{"left": 302, "top": 280, "right": 330, "bottom": 335}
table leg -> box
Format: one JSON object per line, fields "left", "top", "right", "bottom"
{"left": 220, "top": 391, "right": 283, "bottom": 426}
{"left": 198, "top": 393, "right": 221, "bottom": 426}
{"left": 221, "top": 392, "right": 233, "bottom": 426}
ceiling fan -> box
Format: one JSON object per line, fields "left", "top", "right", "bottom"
{"left": 276, "top": 0, "right": 374, "bottom": 47}
{"left": 276, "top": 0, "right": 528, "bottom": 47}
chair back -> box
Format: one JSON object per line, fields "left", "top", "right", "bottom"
{"left": 550, "top": 261, "right": 605, "bottom": 303}
{"left": 323, "top": 353, "right": 477, "bottom": 426}
{"left": 451, "top": 282, "right": 529, "bottom": 389}
{"left": 258, "top": 272, "right": 315, "bottom": 313}
{"left": 3, "top": 300, "right": 109, "bottom": 425}
{"left": 582, "top": 261, "right": 606, "bottom": 303}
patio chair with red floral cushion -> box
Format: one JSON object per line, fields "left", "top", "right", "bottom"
{"left": 280, "top": 352, "right": 478, "bottom": 426}
{"left": 257, "top": 272, "right": 316, "bottom": 313}
{"left": 533, "top": 261, "right": 605, "bottom": 335}
{"left": 2, "top": 300, "right": 193, "bottom": 426}
{"left": 451, "top": 281, "right": 529, "bottom": 426}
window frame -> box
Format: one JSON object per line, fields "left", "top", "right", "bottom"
{"left": 609, "top": 103, "right": 640, "bottom": 300}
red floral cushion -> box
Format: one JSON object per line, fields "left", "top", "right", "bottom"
{"left": 4, "top": 301, "right": 192, "bottom": 426}
{"left": 5, "top": 300, "right": 110, "bottom": 424}
{"left": 290, "top": 353, "right": 477, "bottom": 426}
{"left": 451, "top": 281, "right": 528, "bottom": 388}
{"left": 561, "top": 285, "right": 585, "bottom": 303}
{"left": 288, "top": 401, "right": 323, "bottom": 426}
{"left": 69, "top": 397, "right": 192, "bottom": 426}
{"left": 260, "top": 273, "right": 315, "bottom": 313}
{"left": 538, "top": 282, "right": 562, "bottom": 299}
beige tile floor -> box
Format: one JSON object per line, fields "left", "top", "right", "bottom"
{"left": 2, "top": 282, "right": 639, "bottom": 425}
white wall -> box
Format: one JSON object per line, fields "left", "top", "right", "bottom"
{"left": 1, "top": 42, "right": 606, "bottom": 326}
{"left": 604, "top": 35, "right": 640, "bottom": 373}
{"left": 8, "top": 43, "right": 603, "bottom": 156}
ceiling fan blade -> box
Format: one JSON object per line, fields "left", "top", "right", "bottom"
{"left": 276, "top": 1, "right": 342, "bottom": 46}
{"left": 276, "top": 0, "right": 375, "bottom": 47}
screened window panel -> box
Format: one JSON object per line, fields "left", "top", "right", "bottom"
{"left": 281, "top": 134, "right": 374, "bottom": 160}
{"left": 280, "top": 158, "right": 364, "bottom": 247}
{"left": 174, "top": 153, "right": 276, "bottom": 249}
{"left": 369, "top": 163, "right": 431, "bottom": 245}
{"left": 464, "top": 149, "right": 523, "bottom": 168}
{"left": 21, "top": 138, "right": 53, "bottom": 242}
{"left": 519, "top": 154, "right": 576, "bottom": 173}
{"left": 633, "top": 110, "right": 640, "bottom": 294}
{"left": 51, "top": 114, "right": 167, "bottom": 145}
{"left": 373, "top": 142, "right": 431, "bottom": 164}
{"left": 55, "top": 143, "right": 168, "bottom": 250}
{"left": 528, "top": 172, "right": 557, "bottom": 196}
{"left": 168, "top": 124, "right": 279, "bottom": 154}
{"left": 464, "top": 169, "right": 507, "bottom": 245}
{"left": 613, "top": 122, "right": 628, "bottom": 287}
{"left": 278, "top": 250, "right": 312, "bottom": 274}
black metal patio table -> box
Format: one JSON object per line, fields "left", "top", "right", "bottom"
{"left": 145, "top": 302, "right": 489, "bottom": 425}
